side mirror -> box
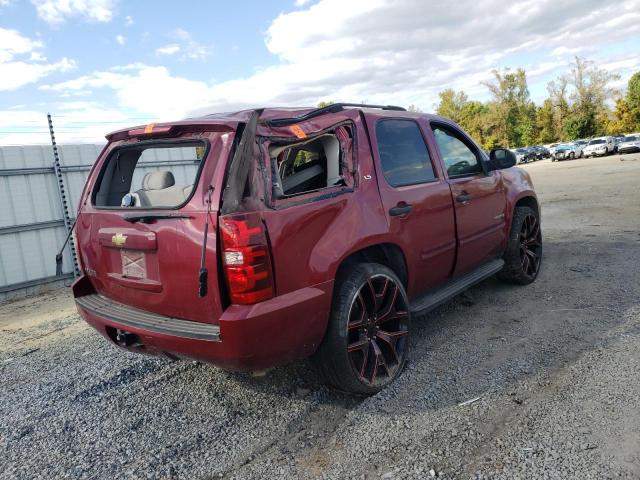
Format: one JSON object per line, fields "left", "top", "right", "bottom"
{"left": 490, "top": 148, "right": 516, "bottom": 169}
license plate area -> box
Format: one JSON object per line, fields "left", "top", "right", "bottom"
{"left": 121, "top": 249, "right": 147, "bottom": 279}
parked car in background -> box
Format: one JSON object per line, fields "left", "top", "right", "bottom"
{"left": 582, "top": 136, "right": 615, "bottom": 157}
{"left": 512, "top": 148, "right": 534, "bottom": 163}
{"left": 613, "top": 136, "right": 626, "bottom": 153}
{"left": 525, "top": 147, "right": 539, "bottom": 161}
{"left": 532, "top": 146, "right": 550, "bottom": 159}
{"left": 547, "top": 143, "right": 560, "bottom": 156}
{"left": 71, "top": 103, "right": 541, "bottom": 394}
{"left": 617, "top": 135, "right": 640, "bottom": 154}
{"left": 552, "top": 142, "right": 583, "bottom": 161}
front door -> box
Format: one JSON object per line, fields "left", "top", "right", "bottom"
{"left": 368, "top": 117, "right": 456, "bottom": 298}
{"left": 429, "top": 123, "right": 507, "bottom": 276}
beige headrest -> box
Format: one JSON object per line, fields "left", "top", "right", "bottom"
{"left": 142, "top": 171, "right": 175, "bottom": 190}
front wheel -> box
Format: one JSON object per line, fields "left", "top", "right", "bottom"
{"left": 498, "top": 206, "right": 542, "bottom": 285}
{"left": 312, "top": 263, "right": 411, "bottom": 394}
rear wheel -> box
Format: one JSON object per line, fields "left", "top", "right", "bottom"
{"left": 498, "top": 206, "right": 542, "bottom": 285}
{"left": 313, "top": 263, "right": 411, "bottom": 394}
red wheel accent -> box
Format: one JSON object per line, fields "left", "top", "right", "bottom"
{"left": 346, "top": 275, "right": 409, "bottom": 386}
{"left": 519, "top": 213, "right": 542, "bottom": 278}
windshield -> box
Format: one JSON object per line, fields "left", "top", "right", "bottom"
{"left": 588, "top": 139, "right": 605, "bottom": 145}
{"left": 624, "top": 136, "right": 637, "bottom": 142}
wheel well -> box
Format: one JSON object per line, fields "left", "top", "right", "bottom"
{"left": 515, "top": 196, "right": 539, "bottom": 216}
{"left": 336, "top": 243, "right": 408, "bottom": 288}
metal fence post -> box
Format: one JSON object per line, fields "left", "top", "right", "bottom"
{"left": 48, "top": 113, "right": 80, "bottom": 277}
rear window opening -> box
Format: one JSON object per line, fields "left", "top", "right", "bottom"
{"left": 92, "top": 141, "right": 206, "bottom": 208}
{"left": 269, "top": 126, "right": 352, "bottom": 199}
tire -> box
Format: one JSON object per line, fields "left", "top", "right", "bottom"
{"left": 312, "top": 263, "right": 411, "bottom": 394}
{"left": 498, "top": 206, "right": 542, "bottom": 285}
{"left": 569, "top": 152, "right": 575, "bottom": 159}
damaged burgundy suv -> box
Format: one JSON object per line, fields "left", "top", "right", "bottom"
{"left": 72, "top": 103, "right": 541, "bottom": 394}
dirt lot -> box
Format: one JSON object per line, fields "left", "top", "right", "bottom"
{"left": 1, "top": 153, "right": 639, "bottom": 480}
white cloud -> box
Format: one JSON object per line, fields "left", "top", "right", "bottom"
{"left": 294, "top": 0, "right": 313, "bottom": 6}
{"left": 31, "top": 0, "right": 117, "bottom": 24}
{"left": 40, "top": 65, "right": 211, "bottom": 119}
{"left": 154, "top": 29, "right": 212, "bottom": 60}
{"left": 115, "top": 35, "right": 125, "bottom": 45}
{"left": 0, "top": 27, "right": 43, "bottom": 59}
{"left": 0, "top": 57, "right": 76, "bottom": 90}
{"left": 0, "top": 27, "right": 76, "bottom": 91}
{"left": 156, "top": 44, "right": 180, "bottom": 56}
{"left": 124, "top": 15, "right": 133, "bottom": 26}
{"left": 36, "top": 0, "right": 640, "bottom": 124}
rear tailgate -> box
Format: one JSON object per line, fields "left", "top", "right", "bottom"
{"left": 76, "top": 129, "right": 235, "bottom": 325}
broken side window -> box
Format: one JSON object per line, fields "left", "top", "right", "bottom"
{"left": 268, "top": 125, "right": 354, "bottom": 199}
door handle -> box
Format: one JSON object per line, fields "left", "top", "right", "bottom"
{"left": 456, "top": 192, "right": 471, "bottom": 203}
{"left": 389, "top": 203, "right": 412, "bottom": 216}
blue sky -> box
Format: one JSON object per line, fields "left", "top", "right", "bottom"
{"left": 0, "top": 0, "right": 639, "bottom": 144}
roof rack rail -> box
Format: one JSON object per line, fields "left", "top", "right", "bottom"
{"left": 263, "top": 103, "right": 407, "bottom": 127}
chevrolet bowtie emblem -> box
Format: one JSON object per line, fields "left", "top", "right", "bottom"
{"left": 112, "top": 233, "right": 127, "bottom": 247}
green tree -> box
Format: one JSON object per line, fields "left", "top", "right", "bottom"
{"left": 625, "top": 72, "right": 640, "bottom": 129}
{"left": 459, "top": 100, "right": 491, "bottom": 148}
{"left": 546, "top": 76, "right": 569, "bottom": 141}
{"left": 607, "top": 98, "right": 636, "bottom": 134}
{"left": 551, "top": 57, "right": 620, "bottom": 139}
{"left": 483, "top": 68, "right": 536, "bottom": 147}
{"left": 536, "top": 99, "right": 557, "bottom": 144}
{"left": 628, "top": 72, "right": 640, "bottom": 108}
{"left": 563, "top": 114, "right": 596, "bottom": 140}
{"left": 317, "top": 101, "right": 335, "bottom": 108}
{"left": 435, "top": 89, "right": 468, "bottom": 123}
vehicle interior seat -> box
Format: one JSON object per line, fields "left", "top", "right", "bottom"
{"left": 130, "top": 171, "right": 193, "bottom": 207}
{"left": 271, "top": 134, "right": 342, "bottom": 196}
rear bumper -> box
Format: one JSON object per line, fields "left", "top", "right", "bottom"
{"left": 73, "top": 276, "right": 333, "bottom": 371}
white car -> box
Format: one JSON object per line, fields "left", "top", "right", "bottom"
{"left": 617, "top": 135, "right": 640, "bottom": 154}
{"left": 582, "top": 136, "right": 615, "bottom": 157}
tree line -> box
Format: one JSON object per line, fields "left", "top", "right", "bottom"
{"left": 431, "top": 57, "right": 640, "bottom": 150}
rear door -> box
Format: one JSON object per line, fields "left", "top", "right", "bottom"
{"left": 368, "top": 116, "right": 456, "bottom": 297}
{"left": 428, "top": 122, "right": 507, "bottom": 276}
{"left": 76, "top": 131, "right": 234, "bottom": 324}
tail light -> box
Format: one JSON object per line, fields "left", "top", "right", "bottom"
{"left": 219, "top": 213, "right": 274, "bottom": 305}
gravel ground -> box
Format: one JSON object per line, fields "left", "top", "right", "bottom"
{"left": 1, "top": 152, "right": 639, "bottom": 479}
